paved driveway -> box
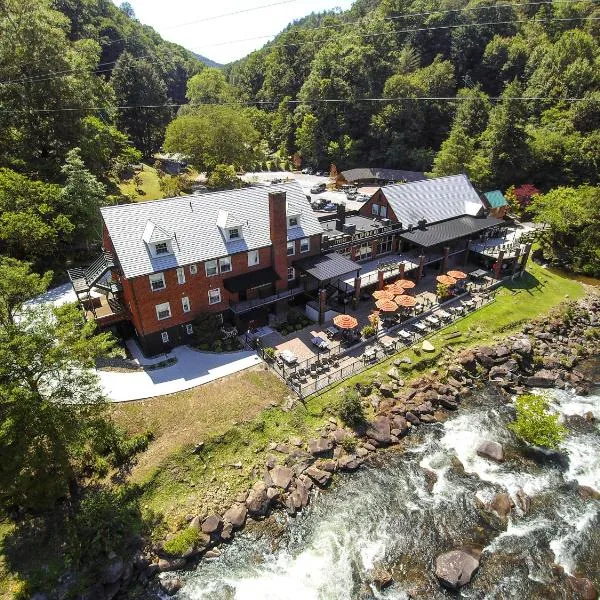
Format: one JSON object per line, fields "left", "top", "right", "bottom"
{"left": 98, "top": 344, "right": 262, "bottom": 402}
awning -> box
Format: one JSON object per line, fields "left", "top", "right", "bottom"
{"left": 223, "top": 267, "right": 280, "bottom": 293}
{"left": 296, "top": 252, "right": 361, "bottom": 282}
{"left": 399, "top": 215, "right": 504, "bottom": 249}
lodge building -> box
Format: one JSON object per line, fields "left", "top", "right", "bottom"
{"left": 69, "top": 175, "right": 527, "bottom": 355}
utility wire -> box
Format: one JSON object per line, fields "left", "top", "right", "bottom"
{"left": 0, "top": 95, "right": 590, "bottom": 115}
{"left": 0, "top": 0, "right": 591, "bottom": 85}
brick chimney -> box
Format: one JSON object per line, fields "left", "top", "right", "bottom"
{"left": 336, "top": 203, "right": 346, "bottom": 231}
{"left": 268, "top": 191, "right": 289, "bottom": 290}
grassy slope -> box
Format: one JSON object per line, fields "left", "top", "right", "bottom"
{"left": 118, "top": 164, "right": 163, "bottom": 202}
{"left": 113, "top": 262, "right": 585, "bottom": 531}
{"left": 0, "top": 264, "right": 587, "bottom": 596}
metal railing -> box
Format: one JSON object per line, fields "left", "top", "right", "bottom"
{"left": 229, "top": 286, "right": 304, "bottom": 314}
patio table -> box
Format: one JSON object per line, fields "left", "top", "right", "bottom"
{"left": 426, "top": 315, "right": 440, "bottom": 326}
{"left": 414, "top": 322, "right": 427, "bottom": 332}
{"left": 437, "top": 310, "right": 451, "bottom": 319}
{"left": 280, "top": 350, "right": 298, "bottom": 365}
{"left": 399, "top": 329, "right": 412, "bottom": 340}
{"left": 325, "top": 326, "right": 339, "bottom": 339}
{"left": 364, "top": 347, "right": 377, "bottom": 361}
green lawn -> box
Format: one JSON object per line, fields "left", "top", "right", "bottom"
{"left": 118, "top": 164, "right": 163, "bottom": 202}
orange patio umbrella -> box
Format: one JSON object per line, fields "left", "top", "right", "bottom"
{"left": 395, "top": 294, "right": 417, "bottom": 307}
{"left": 447, "top": 270, "right": 467, "bottom": 280}
{"left": 396, "top": 279, "right": 416, "bottom": 289}
{"left": 375, "top": 299, "right": 398, "bottom": 312}
{"left": 385, "top": 283, "right": 406, "bottom": 295}
{"left": 372, "top": 290, "right": 395, "bottom": 300}
{"left": 437, "top": 274, "right": 457, "bottom": 286}
{"left": 333, "top": 314, "right": 359, "bottom": 330}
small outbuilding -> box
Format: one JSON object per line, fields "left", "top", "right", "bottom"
{"left": 483, "top": 190, "right": 509, "bottom": 218}
{"left": 336, "top": 167, "right": 426, "bottom": 189}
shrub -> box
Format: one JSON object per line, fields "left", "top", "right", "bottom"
{"left": 508, "top": 393, "right": 566, "bottom": 449}
{"left": 212, "top": 340, "right": 222, "bottom": 353}
{"left": 361, "top": 325, "right": 375, "bottom": 338}
{"left": 264, "top": 347, "right": 276, "bottom": 360}
{"left": 163, "top": 528, "right": 201, "bottom": 557}
{"left": 341, "top": 436, "right": 358, "bottom": 452}
{"left": 336, "top": 389, "right": 366, "bottom": 429}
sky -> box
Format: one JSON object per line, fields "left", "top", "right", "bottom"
{"left": 114, "top": 0, "right": 355, "bottom": 64}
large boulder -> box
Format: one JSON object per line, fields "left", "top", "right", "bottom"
{"left": 308, "top": 437, "right": 334, "bottom": 456}
{"left": 304, "top": 465, "right": 332, "bottom": 486}
{"left": 269, "top": 465, "right": 293, "bottom": 489}
{"left": 223, "top": 504, "right": 247, "bottom": 528}
{"left": 160, "top": 577, "right": 183, "bottom": 596}
{"left": 512, "top": 337, "right": 532, "bottom": 356}
{"left": 201, "top": 514, "right": 223, "bottom": 535}
{"left": 246, "top": 481, "right": 270, "bottom": 517}
{"left": 487, "top": 492, "right": 514, "bottom": 522}
{"left": 567, "top": 576, "right": 598, "bottom": 600}
{"left": 476, "top": 440, "right": 504, "bottom": 462}
{"left": 371, "top": 565, "right": 394, "bottom": 590}
{"left": 338, "top": 454, "right": 360, "bottom": 471}
{"left": 366, "top": 416, "right": 392, "bottom": 445}
{"left": 524, "top": 369, "right": 558, "bottom": 388}
{"left": 434, "top": 550, "right": 479, "bottom": 590}
{"left": 101, "top": 557, "right": 124, "bottom": 585}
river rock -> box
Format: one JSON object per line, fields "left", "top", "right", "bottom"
{"left": 524, "top": 369, "right": 558, "bottom": 387}
{"left": 512, "top": 337, "right": 532, "bottom": 356}
{"left": 308, "top": 437, "right": 334, "bottom": 455}
{"left": 101, "top": 557, "right": 124, "bottom": 585}
{"left": 246, "top": 481, "right": 270, "bottom": 516}
{"left": 160, "top": 577, "right": 183, "bottom": 596}
{"left": 392, "top": 415, "right": 409, "bottom": 435}
{"left": 158, "top": 558, "right": 186, "bottom": 572}
{"left": 305, "top": 466, "right": 332, "bottom": 486}
{"left": 318, "top": 459, "right": 337, "bottom": 472}
{"left": 286, "top": 480, "right": 309, "bottom": 512}
{"left": 516, "top": 488, "right": 531, "bottom": 513}
{"left": 269, "top": 465, "right": 293, "bottom": 489}
{"left": 366, "top": 416, "right": 392, "bottom": 445}
{"left": 223, "top": 504, "right": 247, "bottom": 528}
{"left": 201, "top": 514, "right": 223, "bottom": 535}
{"left": 379, "top": 383, "right": 395, "bottom": 398}
{"left": 437, "top": 395, "right": 458, "bottom": 410}
{"left": 422, "top": 340, "right": 435, "bottom": 352}
{"left": 405, "top": 412, "right": 420, "bottom": 425}
{"left": 487, "top": 492, "right": 514, "bottom": 522}
{"left": 371, "top": 565, "right": 394, "bottom": 590}
{"left": 434, "top": 550, "right": 479, "bottom": 590}
{"left": 579, "top": 485, "right": 600, "bottom": 500}
{"left": 476, "top": 440, "right": 504, "bottom": 462}
{"left": 220, "top": 521, "right": 234, "bottom": 541}
{"left": 338, "top": 454, "right": 360, "bottom": 471}
{"left": 567, "top": 576, "right": 598, "bottom": 600}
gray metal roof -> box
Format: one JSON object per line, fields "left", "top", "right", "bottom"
{"left": 101, "top": 182, "right": 323, "bottom": 279}
{"left": 296, "top": 252, "right": 361, "bottom": 282}
{"left": 341, "top": 168, "right": 426, "bottom": 184}
{"left": 399, "top": 215, "right": 505, "bottom": 248}
{"left": 380, "top": 174, "right": 485, "bottom": 228}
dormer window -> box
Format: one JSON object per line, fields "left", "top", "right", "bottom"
{"left": 288, "top": 216, "right": 299, "bottom": 228}
{"left": 142, "top": 221, "right": 174, "bottom": 257}
{"left": 155, "top": 242, "right": 169, "bottom": 255}
{"left": 228, "top": 227, "right": 240, "bottom": 240}
{"left": 217, "top": 210, "right": 244, "bottom": 242}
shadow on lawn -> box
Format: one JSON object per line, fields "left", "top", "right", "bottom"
{"left": 502, "top": 270, "right": 544, "bottom": 296}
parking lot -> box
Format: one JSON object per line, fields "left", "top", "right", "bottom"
{"left": 241, "top": 170, "right": 370, "bottom": 213}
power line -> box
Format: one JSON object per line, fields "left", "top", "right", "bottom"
{"left": 0, "top": 0, "right": 589, "bottom": 85}
{"left": 0, "top": 95, "right": 590, "bottom": 115}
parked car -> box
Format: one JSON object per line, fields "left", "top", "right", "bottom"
{"left": 310, "top": 183, "right": 327, "bottom": 194}
{"left": 323, "top": 202, "right": 337, "bottom": 211}
{"left": 356, "top": 193, "right": 371, "bottom": 202}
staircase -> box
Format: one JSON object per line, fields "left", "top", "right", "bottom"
{"left": 67, "top": 252, "right": 115, "bottom": 294}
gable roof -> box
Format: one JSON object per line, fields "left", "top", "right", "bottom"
{"left": 379, "top": 174, "right": 485, "bottom": 227}
{"left": 141, "top": 221, "right": 172, "bottom": 244}
{"left": 101, "top": 182, "right": 322, "bottom": 279}
{"left": 484, "top": 190, "right": 509, "bottom": 209}
{"left": 340, "top": 168, "right": 426, "bottom": 184}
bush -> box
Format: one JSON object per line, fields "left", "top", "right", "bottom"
{"left": 336, "top": 389, "right": 366, "bottom": 429}
{"left": 361, "top": 325, "right": 375, "bottom": 338}
{"left": 508, "top": 393, "right": 566, "bottom": 449}
{"left": 264, "top": 347, "right": 276, "bottom": 360}
{"left": 163, "top": 528, "right": 201, "bottom": 557}
{"left": 341, "top": 436, "right": 358, "bottom": 452}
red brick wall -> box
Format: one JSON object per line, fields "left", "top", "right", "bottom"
{"left": 359, "top": 190, "right": 400, "bottom": 224}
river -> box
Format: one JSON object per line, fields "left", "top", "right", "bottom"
{"left": 174, "top": 372, "right": 600, "bottom": 599}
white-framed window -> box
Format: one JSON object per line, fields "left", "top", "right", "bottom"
{"left": 161, "top": 331, "right": 169, "bottom": 343}
{"left": 205, "top": 260, "right": 218, "bottom": 277}
{"left": 371, "top": 203, "right": 380, "bottom": 216}
{"left": 185, "top": 323, "right": 194, "bottom": 335}
{"left": 154, "top": 242, "right": 169, "bottom": 255}
{"left": 208, "top": 288, "right": 221, "bottom": 305}
{"left": 357, "top": 242, "right": 373, "bottom": 261}
{"left": 288, "top": 216, "right": 299, "bottom": 227}
{"left": 287, "top": 241, "right": 295, "bottom": 256}
{"left": 248, "top": 250, "right": 260, "bottom": 267}
{"left": 176, "top": 267, "right": 186, "bottom": 285}
{"left": 287, "top": 267, "right": 295, "bottom": 281}
{"left": 380, "top": 205, "right": 388, "bottom": 218}
{"left": 182, "top": 296, "right": 191, "bottom": 313}
{"left": 219, "top": 256, "right": 232, "bottom": 273}
{"left": 228, "top": 227, "right": 241, "bottom": 240}
{"left": 189, "top": 264, "right": 198, "bottom": 275}
{"left": 149, "top": 272, "right": 166, "bottom": 291}
{"left": 300, "top": 238, "right": 310, "bottom": 253}
{"left": 156, "top": 302, "right": 171, "bottom": 321}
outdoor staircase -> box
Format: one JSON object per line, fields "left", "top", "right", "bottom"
{"left": 67, "top": 251, "right": 115, "bottom": 294}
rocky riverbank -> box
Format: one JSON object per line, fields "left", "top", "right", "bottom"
{"left": 83, "top": 295, "right": 600, "bottom": 599}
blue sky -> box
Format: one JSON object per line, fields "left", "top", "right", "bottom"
{"left": 114, "top": 0, "right": 355, "bottom": 64}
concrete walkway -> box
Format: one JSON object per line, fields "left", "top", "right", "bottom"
{"left": 98, "top": 343, "right": 262, "bottom": 402}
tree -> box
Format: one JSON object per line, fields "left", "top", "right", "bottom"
{"left": 336, "top": 388, "right": 366, "bottom": 429}
{"left": 206, "top": 165, "right": 243, "bottom": 190}
{"left": 0, "top": 259, "right": 116, "bottom": 510}
{"left": 531, "top": 186, "right": 600, "bottom": 277}
{"left": 186, "top": 68, "right": 235, "bottom": 105}
{"left": 111, "top": 52, "right": 173, "bottom": 157}
{"left": 60, "top": 148, "right": 107, "bottom": 246}
{"left": 164, "top": 106, "right": 259, "bottom": 173}
{"left": 0, "top": 168, "right": 73, "bottom": 265}
{"left": 295, "top": 113, "right": 321, "bottom": 167}
{"left": 508, "top": 394, "right": 566, "bottom": 449}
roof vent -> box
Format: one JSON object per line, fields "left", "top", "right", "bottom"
{"left": 381, "top": 218, "right": 391, "bottom": 226}
{"left": 407, "top": 223, "right": 413, "bottom": 232}
{"left": 418, "top": 218, "right": 428, "bottom": 230}
{"left": 343, "top": 223, "right": 356, "bottom": 235}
